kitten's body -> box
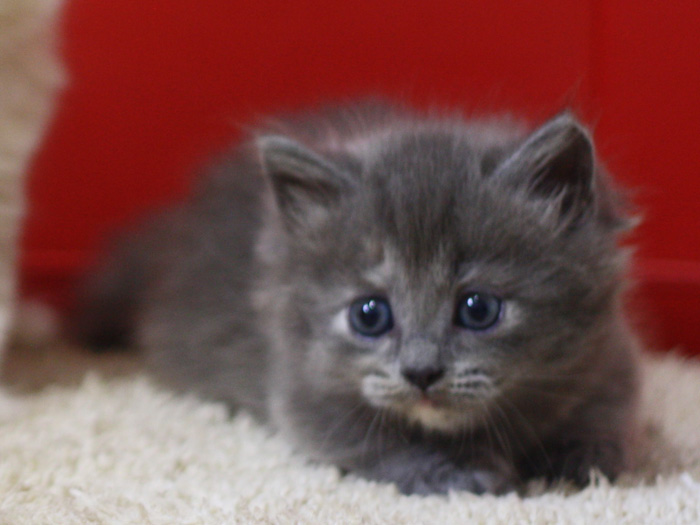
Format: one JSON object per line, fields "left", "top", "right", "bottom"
{"left": 78, "top": 102, "right": 640, "bottom": 495}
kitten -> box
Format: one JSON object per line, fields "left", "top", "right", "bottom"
{"left": 76, "top": 101, "right": 640, "bottom": 495}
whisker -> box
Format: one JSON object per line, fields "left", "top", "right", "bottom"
{"left": 361, "top": 406, "right": 384, "bottom": 462}
{"left": 317, "top": 399, "right": 368, "bottom": 454}
{"left": 496, "top": 395, "right": 552, "bottom": 478}
{"left": 487, "top": 401, "right": 515, "bottom": 461}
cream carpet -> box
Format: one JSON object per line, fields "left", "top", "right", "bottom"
{"left": 0, "top": 342, "right": 699, "bottom": 524}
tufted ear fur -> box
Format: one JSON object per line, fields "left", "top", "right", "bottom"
{"left": 257, "top": 135, "right": 349, "bottom": 232}
{"left": 495, "top": 113, "right": 596, "bottom": 223}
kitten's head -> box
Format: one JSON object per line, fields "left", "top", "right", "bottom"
{"left": 256, "top": 109, "right": 633, "bottom": 433}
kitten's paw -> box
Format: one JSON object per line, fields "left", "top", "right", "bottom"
{"left": 455, "top": 466, "right": 516, "bottom": 495}
{"left": 547, "top": 440, "right": 625, "bottom": 486}
{"left": 396, "top": 459, "right": 517, "bottom": 496}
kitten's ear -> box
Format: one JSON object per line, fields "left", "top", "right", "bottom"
{"left": 496, "top": 112, "right": 595, "bottom": 221}
{"left": 257, "top": 135, "right": 348, "bottom": 230}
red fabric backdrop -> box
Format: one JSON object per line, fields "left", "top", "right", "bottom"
{"left": 21, "top": 0, "right": 700, "bottom": 353}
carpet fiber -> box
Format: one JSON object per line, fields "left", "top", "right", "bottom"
{"left": 0, "top": 344, "right": 699, "bottom": 524}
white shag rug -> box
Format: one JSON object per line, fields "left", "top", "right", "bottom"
{"left": 0, "top": 345, "right": 699, "bottom": 524}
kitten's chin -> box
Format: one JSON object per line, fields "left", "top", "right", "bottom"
{"left": 404, "top": 399, "right": 473, "bottom": 432}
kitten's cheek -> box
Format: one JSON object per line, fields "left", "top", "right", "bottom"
{"left": 360, "top": 375, "right": 386, "bottom": 407}
{"left": 360, "top": 374, "right": 401, "bottom": 408}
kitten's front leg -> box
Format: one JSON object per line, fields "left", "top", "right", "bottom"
{"left": 358, "top": 447, "right": 518, "bottom": 496}
{"left": 537, "top": 368, "right": 638, "bottom": 486}
{"left": 541, "top": 438, "right": 627, "bottom": 486}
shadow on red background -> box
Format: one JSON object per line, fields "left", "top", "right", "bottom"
{"left": 21, "top": 0, "right": 700, "bottom": 354}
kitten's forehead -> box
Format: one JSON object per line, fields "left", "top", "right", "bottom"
{"left": 359, "top": 131, "right": 501, "bottom": 268}
{"left": 371, "top": 129, "right": 481, "bottom": 184}
{"left": 363, "top": 242, "right": 452, "bottom": 288}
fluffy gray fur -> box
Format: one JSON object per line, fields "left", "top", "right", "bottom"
{"left": 76, "top": 101, "right": 640, "bottom": 495}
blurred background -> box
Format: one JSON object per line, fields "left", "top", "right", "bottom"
{"left": 19, "top": 0, "right": 700, "bottom": 354}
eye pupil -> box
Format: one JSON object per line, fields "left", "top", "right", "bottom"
{"left": 349, "top": 297, "right": 393, "bottom": 337}
{"left": 455, "top": 292, "right": 501, "bottom": 330}
{"left": 466, "top": 295, "right": 488, "bottom": 322}
{"left": 362, "top": 300, "right": 378, "bottom": 321}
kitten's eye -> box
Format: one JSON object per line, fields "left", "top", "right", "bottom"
{"left": 348, "top": 297, "right": 394, "bottom": 337}
{"left": 455, "top": 292, "right": 502, "bottom": 330}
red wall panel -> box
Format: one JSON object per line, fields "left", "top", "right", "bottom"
{"left": 590, "top": 1, "right": 700, "bottom": 352}
{"left": 19, "top": 0, "right": 700, "bottom": 353}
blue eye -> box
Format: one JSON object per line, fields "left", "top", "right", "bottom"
{"left": 455, "top": 292, "right": 502, "bottom": 330}
{"left": 348, "top": 297, "right": 394, "bottom": 337}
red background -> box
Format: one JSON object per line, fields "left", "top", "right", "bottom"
{"left": 21, "top": 0, "right": 700, "bottom": 354}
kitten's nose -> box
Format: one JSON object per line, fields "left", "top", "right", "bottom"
{"left": 401, "top": 366, "right": 445, "bottom": 391}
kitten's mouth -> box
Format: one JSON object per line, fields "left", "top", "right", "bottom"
{"left": 415, "top": 395, "right": 444, "bottom": 409}
{"left": 417, "top": 397, "right": 436, "bottom": 407}
{"left": 417, "top": 391, "right": 455, "bottom": 407}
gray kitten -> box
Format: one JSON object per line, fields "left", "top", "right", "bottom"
{"left": 77, "top": 101, "right": 640, "bottom": 495}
